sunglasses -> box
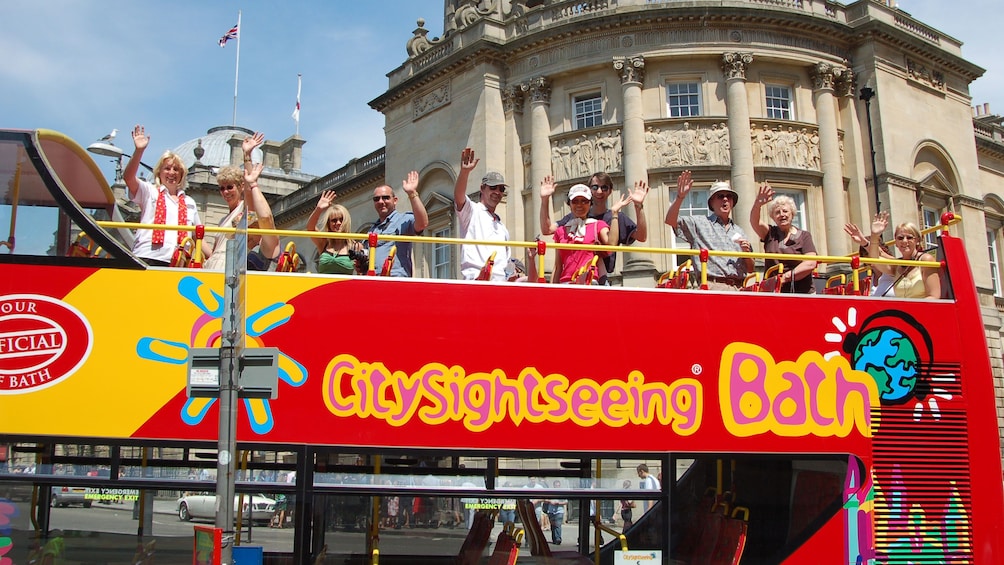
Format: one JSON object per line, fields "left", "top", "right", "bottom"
{"left": 570, "top": 198, "right": 591, "bottom": 205}
{"left": 590, "top": 184, "right": 611, "bottom": 193}
{"left": 483, "top": 185, "right": 506, "bottom": 193}
{"left": 219, "top": 184, "right": 238, "bottom": 192}
{"left": 372, "top": 195, "right": 393, "bottom": 202}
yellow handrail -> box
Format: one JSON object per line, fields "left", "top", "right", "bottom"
{"left": 95, "top": 215, "right": 958, "bottom": 273}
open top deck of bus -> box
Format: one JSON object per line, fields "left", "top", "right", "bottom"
{"left": 1, "top": 129, "right": 1002, "bottom": 564}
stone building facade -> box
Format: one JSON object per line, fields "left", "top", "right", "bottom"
{"left": 268, "top": 0, "right": 1004, "bottom": 457}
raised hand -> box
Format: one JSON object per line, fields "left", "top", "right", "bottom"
{"left": 630, "top": 180, "right": 649, "bottom": 205}
{"left": 402, "top": 170, "right": 420, "bottom": 197}
{"left": 843, "top": 223, "right": 868, "bottom": 247}
{"left": 132, "top": 125, "right": 149, "bottom": 151}
{"left": 610, "top": 192, "right": 632, "bottom": 214}
{"left": 243, "top": 131, "right": 265, "bottom": 156}
{"left": 460, "top": 148, "right": 479, "bottom": 172}
{"left": 316, "top": 190, "right": 336, "bottom": 211}
{"left": 540, "top": 175, "right": 556, "bottom": 199}
{"left": 870, "top": 211, "right": 889, "bottom": 237}
{"left": 755, "top": 182, "right": 774, "bottom": 206}
{"left": 243, "top": 162, "right": 264, "bottom": 185}
{"left": 676, "top": 170, "right": 693, "bottom": 199}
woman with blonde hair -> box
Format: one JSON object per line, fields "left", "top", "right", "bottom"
{"left": 124, "top": 125, "right": 201, "bottom": 266}
{"left": 306, "top": 190, "right": 362, "bottom": 274}
{"left": 749, "top": 182, "right": 817, "bottom": 293}
{"left": 202, "top": 132, "right": 280, "bottom": 271}
{"left": 868, "top": 211, "right": 941, "bottom": 299}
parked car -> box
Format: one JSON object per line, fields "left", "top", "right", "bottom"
{"left": 51, "top": 486, "right": 98, "bottom": 508}
{"left": 1, "top": 482, "right": 35, "bottom": 502}
{"left": 177, "top": 492, "right": 275, "bottom": 524}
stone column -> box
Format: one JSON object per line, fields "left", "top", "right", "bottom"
{"left": 522, "top": 76, "right": 552, "bottom": 240}
{"left": 835, "top": 68, "right": 870, "bottom": 229}
{"left": 614, "top": 55, "right": 656, "bottom": 282}
{"left": 721, "top": 52, "right": 756, "bottom": 239}
{"left": 810, "top": 62, "right": 849, "bottom": 257}
{"left": 502, "top": 84, "right": 526, "bottom": 239}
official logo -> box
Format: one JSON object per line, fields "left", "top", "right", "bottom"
{"left": 0, "top": 295, "right": 92, "bottom": 393}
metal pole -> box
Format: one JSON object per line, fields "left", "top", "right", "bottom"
{"left": 216, "top": 224, "right": 247, "bottom": 564}
{"left": 859, "top": 86, "right": 880, "bottom": 212}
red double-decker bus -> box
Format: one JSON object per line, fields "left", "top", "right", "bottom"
{"left": 0, "top": 129, "right": 1001, "bottom": 564}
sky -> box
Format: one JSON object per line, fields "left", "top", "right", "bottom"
{"left": 1, "top": 0, "right": 1000, "bottom": 182}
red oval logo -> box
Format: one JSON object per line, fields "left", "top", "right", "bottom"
{"left": 0, "top": 295, "right": 92, "bottom": 393}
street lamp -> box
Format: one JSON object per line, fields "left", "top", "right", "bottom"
{"left": 859, "top": 86, "right": 880, "bottom": 213}
{"left": 86, "top": 140, "right": 154, "bottom": 177}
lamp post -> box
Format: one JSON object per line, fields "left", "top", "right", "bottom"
{"left": 86, "top": 141, "right": 154, "bottom": 177}
{"left": 859, "top": 86, "right": 880, "bottom": 213}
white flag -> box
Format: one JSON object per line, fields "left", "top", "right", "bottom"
{"left": 292, "top": 74, "right": 301, "bottom": 122}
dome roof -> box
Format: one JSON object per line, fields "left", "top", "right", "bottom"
{"left": 172, "top": 125, "right": 262, "bottom": 169}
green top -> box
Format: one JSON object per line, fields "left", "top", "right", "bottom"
{"left": 319, "top": 251, "right": 354, "bottom": 275}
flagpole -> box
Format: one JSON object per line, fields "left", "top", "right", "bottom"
{"left": 294, "top": 74, "right": 302, "bottom": 137}
{"left": 232, "top": 10, "right": 242, "bottom": 126}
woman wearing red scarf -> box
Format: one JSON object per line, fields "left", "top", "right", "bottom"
{"left": 124, "top": 124, "right": 201, "bottom": 266}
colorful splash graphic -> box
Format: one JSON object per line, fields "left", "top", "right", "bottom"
{"left": 135, "top": 276, "right": 307, "bottom": 434}
{"left": 0, "top": 499, "right": 16, "bottom": 565}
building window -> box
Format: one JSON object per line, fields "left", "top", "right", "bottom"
{"left": 667, "top": 83, "right": 701, "bottom": 117}
{"left": 988, "top": 230, "right": 1002, "bottom": 297}
{"left": 669, "top": 187, "right": 709, "bottom": 270}
{"left": 921, "top": 206, "right": 941, "bottom": 250}
{"left": 574, "top": 93, "right": 603, "bottom": 130}
{"left": 765, "top": 85, "right": 793, "bottom": 120}
{"left": 432, "top": 227, "right": 452, "bottom": 280}
{"left": 773, "top": 189, "right": 807, "bottom": 229}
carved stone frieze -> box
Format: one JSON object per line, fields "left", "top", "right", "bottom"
{"left": 502, "top": 84, "right": 525, "bottom": 115}
{"left": 644, "top": 122, "right": 731, "bottom": 169}
{"left": 722, "top": 52, "right": 754, "bottom": 81}
{"left": 549, "top": 128, "right": 622, "bottom": 182}
{"left": 906, "top": 57, "right": 945, "bottom": 90}
{"left": 412, "top": 81, "right": 451, "bottom": 121}
{"left": 749, "top": 122, "right": 828, "bottom": 171}
{"left": 521, "top": 76, "right": 552, "bottom": 104}
{"left": 613, "top": 56, "right": 645, "bottom": 85}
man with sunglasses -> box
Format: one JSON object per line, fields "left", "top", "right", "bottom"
{"left": 539, "top": 172, "right": 649, "bottom": 284}
{"left": 665, "top": 171, "right": 754, "bottom": 290}
{"left": 365, "top": 171, "right": 428, "bottom": 277}
{"left": 453, "top": 148, "right": 511, "bottom": 281}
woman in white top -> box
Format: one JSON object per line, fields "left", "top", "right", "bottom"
{"left": 124, "top": 125, "right": 201, "bottom": 266}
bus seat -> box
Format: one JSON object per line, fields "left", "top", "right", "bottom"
{"left": 738, "top": 273, "right": 760, "bottom": 291}
{"left": 824, "top": 274, "right": 847, "bottom": 295}
{"left": 710, "top": 506, "right": 749, "bottom": 565}
{"left": 758, "top": 264, "right": 784, "bottom": 293}
{"left": 675, "top": 487, "right": 717, "bottom": 561}
{"left": 457, "top": 510, "right": 496, "bottom": 565}
{"left": 658, "top": 260, "right": 693, "bottom": 289}
{"left": 691, "top": 499, "right": 728, "bottom": 564}
{"left": 488, "top": 523, "right": 523, "bottom": 565}
{"left": 514, "top": 499, "right": 591, "bottom": 563}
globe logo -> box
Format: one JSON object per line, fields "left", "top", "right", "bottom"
{"left": 851, "top": 327, "right": 920, "bottom": 404}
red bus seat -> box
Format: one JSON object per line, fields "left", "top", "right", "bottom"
{"left": 710, "top": 506, "right": 749, "bottom": 565}
{"left": 514, "top": 499, "right": 591, "bottom": 563}
{"left": 457, "top": 509, "right": 496, "bottom": 565}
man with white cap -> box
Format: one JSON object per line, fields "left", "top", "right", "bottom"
{"left": 664, "top": 170, "right": 754, "bottom": 290}
{"left": 454, "top": 148, "right": 511, "bottom": 281}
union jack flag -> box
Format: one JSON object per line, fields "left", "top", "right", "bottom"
{"left": 218, "top": 23, "right": 239, "bottom": 47}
